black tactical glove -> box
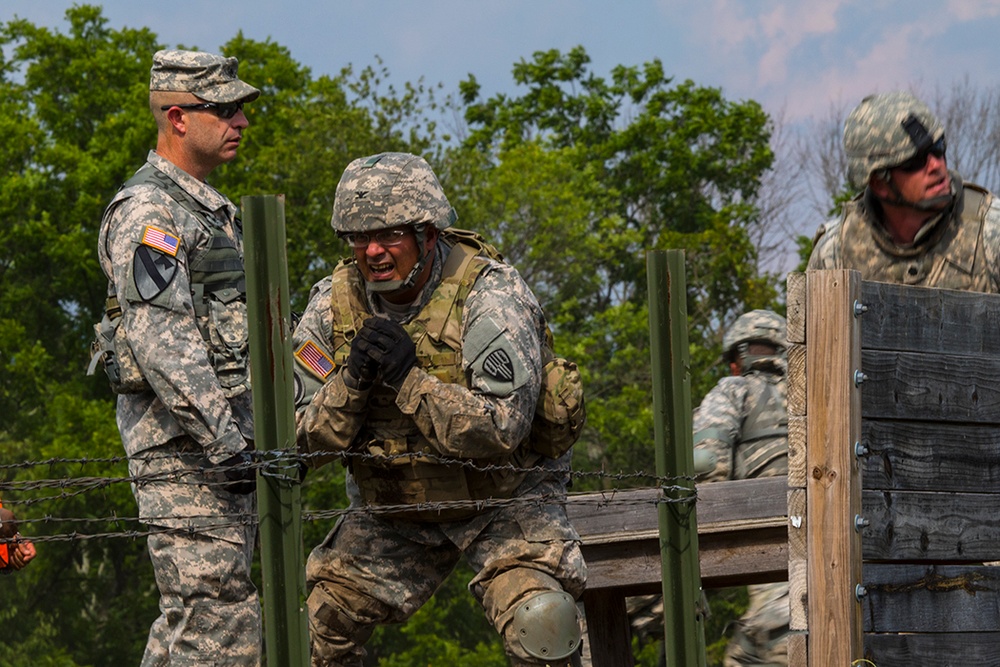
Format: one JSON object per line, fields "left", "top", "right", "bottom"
{"left": 354, "top": 317, "right": 417, "bottom": 389}
{"left": 345, "top": 336, "right": 379, "bottom": 390}
{"left": 216, "top": 451, "right": 257, "bottom": 495}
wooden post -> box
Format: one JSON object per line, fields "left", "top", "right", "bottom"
{"left": 804, "top": 269, "right": 864, "bottom": 666}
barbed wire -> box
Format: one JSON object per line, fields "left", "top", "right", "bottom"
{"left": 0, "top": 450, "right": 699, "bottom": 546}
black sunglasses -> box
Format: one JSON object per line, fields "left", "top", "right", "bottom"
{"left": 896, "top": 137, "right": 947, "bottom": 173}
{"left": 159, "top": 101, "right": 245, "bottom": 120}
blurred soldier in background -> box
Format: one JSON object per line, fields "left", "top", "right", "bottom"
{"left": 809, "top": 90, "right": 1000, "bottom": 292}
{"left": 694, "top": 309, "right": 789, "bottom": 666}
{"left": 293, "top": 152, "right": 587, "bottom": 667}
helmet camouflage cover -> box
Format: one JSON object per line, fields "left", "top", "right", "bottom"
{"left": 331, "top": 152, "right": 457, "bottom": 233}
{"left": 844, "top": 91, "right": 945, "bottom": 189}
{"left": 723, "top": 309, "right": 787, "bottom": 354}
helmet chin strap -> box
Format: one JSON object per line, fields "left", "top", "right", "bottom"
{"left": 876, "top": 177, "right": 953, "bottom": 213}
{"left": 364, "top": 225, "right": 433, "bottom": 295}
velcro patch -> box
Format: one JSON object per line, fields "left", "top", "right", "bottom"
{"left": 133, "top": 245, "right": 178, "bottom": 301}
{"left": 295, "top": 340, "right": 335, "bottom": 380}
{"left": 482, "top": 348, "right": 515, "bottom": 382}
{"left": 141, "top": 226, "right": 180, "bottom": 256}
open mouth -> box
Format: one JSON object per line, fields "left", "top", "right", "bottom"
{"left": 368, "top": 262, "right": 395, "bottom": 280}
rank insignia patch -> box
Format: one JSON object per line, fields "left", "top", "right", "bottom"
{"left": 141, "top": 226, "right": 180, "bottom": 257}
{"left": 295, "top": 341, "right": 335, "bottom": 379}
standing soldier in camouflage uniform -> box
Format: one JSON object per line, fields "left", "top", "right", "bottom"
{"left": 695, "top": 310, "right": 789, "bottom": 666}
{"left": 94, "top": 50, "right": 262, "bottom": 665}
{"left": 808, "top": 90, "right": 1000, "bottom": 290}
{"left": 294, "top": 152, "right": 587, "bottom": 667}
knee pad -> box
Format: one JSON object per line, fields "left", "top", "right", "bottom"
{"left": 511, "top": 590, "right": 582, "bottom": 661}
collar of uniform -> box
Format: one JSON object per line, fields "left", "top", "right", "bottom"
{"left": 145, "top": 150, "right": 237, "bottom": 218}
{"left": 862, "top": 172, "right": 961, "bottom": 256}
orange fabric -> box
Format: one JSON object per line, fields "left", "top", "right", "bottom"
{"left": 0, "top": 500, "right": 10, "bottom": 569}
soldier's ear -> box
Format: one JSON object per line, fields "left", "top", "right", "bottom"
{"left": 869, "top": 172, "right": 891, "bottom": 198}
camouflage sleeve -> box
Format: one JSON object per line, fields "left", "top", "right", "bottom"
{"left": 291, "top": 276, "right": 370, "bottom": 464}
{"left": 806, "top": 218, "right": 841, "bottom": 270}
{"left": 982, "top": 195, "right": 1000, "bottom": 293}
{"left": 105, "top": 190, "right": 245, "bottom": 463}
{"left": 396, "top": 262, "right": 544, "bottom": 459}
{"left": 693, "top": 377, "right": 748, "bottom": 482}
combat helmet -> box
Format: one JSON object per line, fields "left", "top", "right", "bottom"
{"left": 331, "top": 152, "right": 457, "bottom": 234}
{"left": 723, "top": 310, "right": 787, "bottom": 373}
{"left": 332, "top": 152, "right": 458, "bottom": 293}
{"left": 844, "top": 91, "right": 945, "bottom": 190}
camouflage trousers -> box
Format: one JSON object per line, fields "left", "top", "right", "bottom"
{"left": 723, "top": 582, "right": 789, "bottom": 667}
{"left": 305, "top": 485, "right": 586, "bottom": 666}
{"left": 130, "top": 439, "right": 261, "bottom": 666}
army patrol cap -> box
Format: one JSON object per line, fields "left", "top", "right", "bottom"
{"left": 844, "top": 91, "right": 944, "bottom": 189}
{"left": 723, "top": 309, "right": 787, "bottom": 353}
{"left": 331, "top": 152, "right": 458, "bottom": 233}
{"left": 150, "top": 49, "right": 260, "bottom": 103}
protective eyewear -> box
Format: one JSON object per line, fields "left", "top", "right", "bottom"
{"left": 160, "top": 101, "right": 245, "bottom": 120}
{"left": 341, "top": 228, "right": 413, "bottom": 249}
{"left": 896, "top": 137, "right": 947, "bottom": 173}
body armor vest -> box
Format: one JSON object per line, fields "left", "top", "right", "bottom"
{"left": 837, "top": 184, "right": 992, "bottom": 290}
{"left": 734, "top": 371, "right": 788, "bottom": 480}
{"left": 90, "top": 164, "right": 249, "bottom": 395}
{"left": 329, "top": 233, "right": 541, "bottom": 520}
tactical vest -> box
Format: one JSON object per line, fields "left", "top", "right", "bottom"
{"left": 733, "top": 371, "right": 788, "bottom": 480}
{"left": 837, "top": 184, "right": 993, "bottom": 290}
{"left": 327, "top": 230, "right": 583, "bottom": 520}
{"left": 89, "top": 165, "right": 250, "bottom": 396}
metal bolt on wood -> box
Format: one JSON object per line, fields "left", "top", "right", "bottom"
{"left": 853, "top": 300, "right": 868, "bottom": 317}
{"left": 853, "top": 370, "right": 868, "bottom": 386}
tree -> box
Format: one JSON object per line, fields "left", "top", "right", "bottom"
{"left": 451, "top": 47, "right": 780, "bottom": 480}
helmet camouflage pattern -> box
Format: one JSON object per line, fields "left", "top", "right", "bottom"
{"left": 844, "top": 91, "right": 945, "bottom": 189}
{"left": 331, "top": 152, "right": 457, "bottom": 233}
{"left": 723, "top": 310, "right": 787, "bottom": 354}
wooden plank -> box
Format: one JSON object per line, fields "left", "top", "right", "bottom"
{"left": 865, "top": 632, "right": 1000, "bottom": 667}
{"left": 861, "top": 419, "right": 1000, "bottom": 492}
{"left": 862, "top": 489, "right": 1000, "bottom": 561}
{"left": 787, "top": 632, "right": 807, "bottom": 667}
{"left": 859, "top": 280, "right": 1000, "bottom": 355}
{"left": 569, "top": 477, "right": 789, "bottom": 591}
{"left": 787, "top": 344, "right": 807, "bottom": 418}
{"left": 860, "top": 349, "right": 1000, "bottom": 422}
{"left": 787, "top": 489, "right": 807, "bottom": 632}
{"left": 582, "top": 589, "right": 635, "bottom": 667}
{"left": 804, "top": 269, "right": 863, "bottom": 666}
{"left": 786, "top": 271, "right": 806, "bottom": 345}
{"left": 861, "top": 564, "right": 1000, "bottom": 632}
{"left": 567, "top": 477, "right": 788, "bottom": 542}
{"left": 787, "top": 415, "right": 807, "bottom": 488}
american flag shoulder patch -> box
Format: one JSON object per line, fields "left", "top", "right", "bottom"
{"left": 295, "top": 340, "right": 335, "bottom": 379}
{"left": 141, "top": 226, "right": 180, "bottom": 256}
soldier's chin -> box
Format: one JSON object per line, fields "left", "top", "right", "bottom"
{"left": 368, "top": 279, "right": 405, "bottom": 293}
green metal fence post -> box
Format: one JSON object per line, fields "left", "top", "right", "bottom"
{"left": 646, "top": 249, "right": 707, "bottom": 667}
{"left": 243, "top": 194, "right": 310, "bottom": 666}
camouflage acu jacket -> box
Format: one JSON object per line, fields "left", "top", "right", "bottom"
{"left": 808, "top": 174, "right": 1000, "bottom": 292}
{"left": 693, "top": 369, "right": 788, "bottom": 482}
{"left": 97, "top": 150, "right": 252, "bottom": 462}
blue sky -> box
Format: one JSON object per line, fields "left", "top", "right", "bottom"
{"left": 9, "top": 1, "right": 1000, "bottom": 124}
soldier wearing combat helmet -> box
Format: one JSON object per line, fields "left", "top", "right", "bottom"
{"left": 292, "top": 152, "right": 587, "bottom": 666}
{"left": 697, "top": 309, "right": 790, "bottom": 665}
{"left": 808, "top": 90, "right": 1000, "bottom": 292}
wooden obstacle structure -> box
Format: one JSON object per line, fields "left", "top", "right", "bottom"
{"left": 569, "top": 269, "right": 1000, "bottom": 666}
